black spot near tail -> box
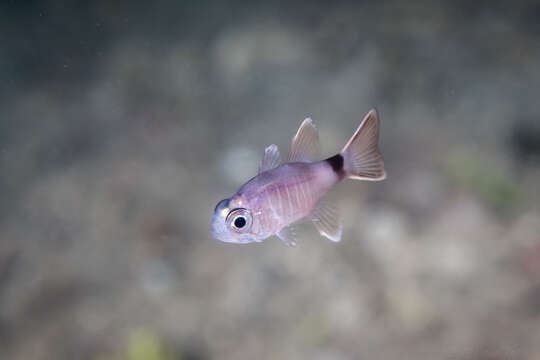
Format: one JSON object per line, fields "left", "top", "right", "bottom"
{"left": 325, "top": 154, "right": 345, "bottom": 178}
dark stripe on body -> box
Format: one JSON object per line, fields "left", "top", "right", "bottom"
{"left": 325, "top": 154, "right": 345, "bottom": 179}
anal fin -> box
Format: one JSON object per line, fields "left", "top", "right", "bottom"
{"left": 310, "top": 198, "right": 342, "bottom": 242}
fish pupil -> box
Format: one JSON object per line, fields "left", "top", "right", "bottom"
{"left": 234, "top": 216, "right": 246, "bottom": 228}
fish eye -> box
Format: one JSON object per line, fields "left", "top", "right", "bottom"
{"left": 233, "top": 216, "right": 247, "bottom": 229}
{"left": 226, "top": 208, "right": 252, "bottom": 232}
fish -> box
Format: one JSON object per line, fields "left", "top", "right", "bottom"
{"left": 211, "top": 109, "right": 386, "bottom": 246}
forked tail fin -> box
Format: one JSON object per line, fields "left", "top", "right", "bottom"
{"left": 340, "top": 109, "right": 386, "bottom": 181}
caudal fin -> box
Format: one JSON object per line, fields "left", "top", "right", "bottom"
{"left": 340, "top": 109, "right": 386, "bottom": 181}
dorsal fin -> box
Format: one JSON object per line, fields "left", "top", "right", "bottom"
{"left": 287, "top": 118, "right": 320, "bottom": 162}
{"left": 259, "top": 144, "right": 281, "bottom": 173}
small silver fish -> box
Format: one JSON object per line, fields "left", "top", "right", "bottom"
{"left": 211, "top": 109, "right": 386, "bottom": 246}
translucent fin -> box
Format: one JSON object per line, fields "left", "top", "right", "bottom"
{"left": 310, "top": 198, "right": 342, "bottom": 242}
{"left": 277, "top": 225, "right": 297, "bottom": 247}
{"left": 259, "top": 144, "right": 281, "bottom": 173}
{"left": 287, "top": 118, "right": 320, "bottom": 162}
{"left": 341, "top": 109, "right": 386, "bottom": 181}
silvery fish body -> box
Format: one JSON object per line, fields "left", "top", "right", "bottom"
{"left": 212, "top": 109, "right": 386, "bottom": 246}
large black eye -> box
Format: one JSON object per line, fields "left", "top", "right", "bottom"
{"left": 226, "top": 208, "right": 252, "bottom": 232}
{"left": 233, "top": 216, "right": 247, "bottom": 228}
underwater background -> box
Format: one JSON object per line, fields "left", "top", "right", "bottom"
{"left": 1, "top": 1, "right": 540, "bottom": 359}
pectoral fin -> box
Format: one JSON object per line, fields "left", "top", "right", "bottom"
{"left": 259, "top": 144, "right": 281, "bottom": 173}
{"left": 310, "top": 198, "right": 342, "bottom": 242}
{"left": 287, "top": 118, "right": 320, "bottom": 162}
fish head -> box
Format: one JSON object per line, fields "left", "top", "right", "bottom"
{"left": 211, "top": 198, "right": 257, "bottom": 244}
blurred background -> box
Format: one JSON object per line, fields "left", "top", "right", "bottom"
{"left": 1, "top": 1, "right": 540, "bottom": 359}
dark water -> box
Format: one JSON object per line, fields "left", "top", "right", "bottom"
{"left": 1, "top": 1, "right": 540, "bottom": 359}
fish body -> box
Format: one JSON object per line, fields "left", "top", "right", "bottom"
{"left": 212, "top": 109, "right": 386, "bottom": 245}
{"left": 230, "top": 161, "right": 339, "bottom": 241}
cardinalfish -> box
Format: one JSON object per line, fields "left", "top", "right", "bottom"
{"left": 211, "top": 109, "right": 386, "bottom": 246}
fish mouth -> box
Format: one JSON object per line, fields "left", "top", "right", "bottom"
{"left": 211, "top": 211, "right": 227, "bottom": 241}
{"left": 211, "top": 198, "right": 235, "bottom": 243}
